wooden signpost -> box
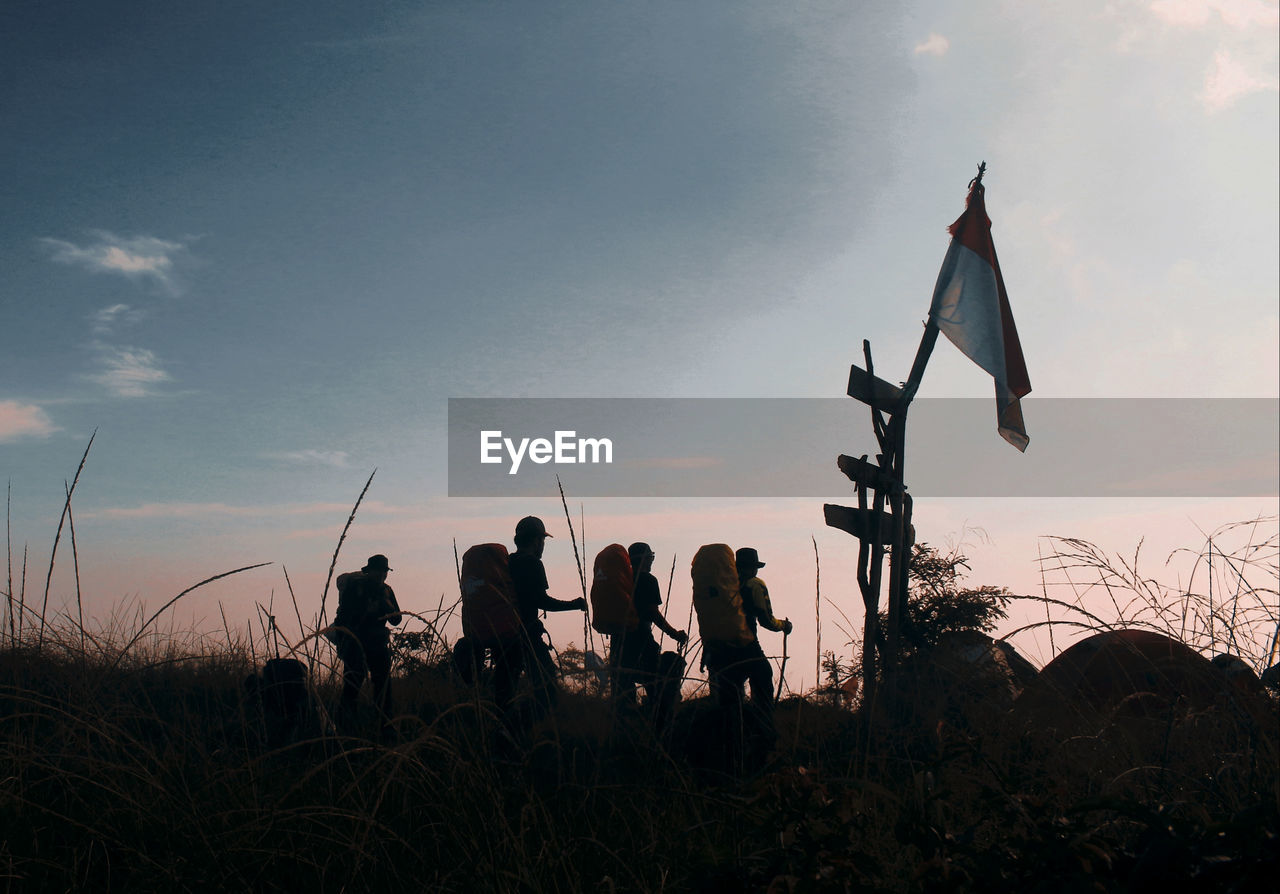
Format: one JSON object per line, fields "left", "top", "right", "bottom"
{"left": 825, "top": 326, "right": 937, "bottom": 709}
{"left": 827, "top": 162, "right": 1029, "bottom": 712}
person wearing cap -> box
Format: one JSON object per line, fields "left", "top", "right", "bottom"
{"left": 710, "top": 547, "right": 792, "bottom": 716}
{"left": 332, "top": 554, "right": 403, "bottom": 722}
{"left": 613, "top": 542, "right": 687, "bottom": 725}
{"left": 494, "top": 516, "right": 586, "bottom": 709}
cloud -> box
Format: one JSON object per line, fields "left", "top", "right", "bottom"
{"left": 40, "top": 231, "right": 190, "bottom": 293}
{"left": 1108, "top": 2, "right": 1278, "bottom": 108}
{"left": 1201, "top": 48, "right": 1280, "bottom": 109}
{"left": 0, "top": 400, "right": 57, "bottom": 442}
{"left": 89, "top": 346, "right": 172, "bottom": 398}
{"left": 913, "top": 33, "right": 950, "bottom": 57}
{"left": 83, "top": 499, "right": 411, "bottom": 520}
{"left": 1149, "top": 0, "right": 1279, "bottom": 30}
{"left": 89, "top": 303, "right": 144, "bottom": 335}
{"left": 266, "top": 449, "right": 351, "bottom": 468}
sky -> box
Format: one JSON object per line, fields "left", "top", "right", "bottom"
{"left": 3, "top": 0, "right": 1277, "bottom": 689}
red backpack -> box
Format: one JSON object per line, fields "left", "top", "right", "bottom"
{"left": 590, "top": 543, "right": 638, "bottom": 636}
{"left": 461, "top": 543, "right": 520, "bottom": 646}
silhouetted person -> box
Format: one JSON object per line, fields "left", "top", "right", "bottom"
{"left": 332, "top": 554, "right": 402, "bottom": 724}
{"left": 612, "top": 542, "right": 687, "bottom": 728}
{"left": 494, "top": 516, "right": 586, "bottom": 710}
{"left": 706, "top": 548, "right": 791, "bottom": 718}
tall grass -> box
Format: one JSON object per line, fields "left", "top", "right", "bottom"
{"left": 6, "top": 607, "right": 1272, "bottom": 892}
{"left": 1017, "top": 515, "right": 1279, "bottom": 671}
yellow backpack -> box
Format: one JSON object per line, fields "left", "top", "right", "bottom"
{"left": 691, "top": 544, "right": 752, "bottom": 646}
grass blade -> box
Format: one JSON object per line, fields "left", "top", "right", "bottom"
{"left": 37, "top": 430, "right": 95, "bottom": 651}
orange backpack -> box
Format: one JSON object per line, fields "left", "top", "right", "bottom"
{"left": 691, "top": 543, "right": 752, "bottom": 646}
{"left": 590, "top": 543, "right": 638, "bottom": 636}
{"left": 461, "top": 543, "right": 521, "bottom": 646}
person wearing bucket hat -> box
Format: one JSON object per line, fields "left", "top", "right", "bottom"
{"left": 331, "top": 554, "right": 402, "bottom": 725}
{"left": 493, "top": 515, "right": 585, "bottom": 709}
{"left": 720, "top": 547, "right": 791, "bottom": 716}
{"left": 736, "top": 548, "right": 792, "bottom": 640}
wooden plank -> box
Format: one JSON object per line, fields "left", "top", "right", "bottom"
{"left": 824, "top": 504, "right": 912, "bottom": 545}
{"left": 836, "top": 454, "right": 902, "bottom": 494}
{"left": 847, "top": 364, "right": 904, "bottom": 412}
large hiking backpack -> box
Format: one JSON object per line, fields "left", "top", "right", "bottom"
{"left": 328, "top": 571, "right": 377, "bottom": 643}
{"left": 691, "top": 543, "right": 752, "bottom": 646}
{"left": 461, "top": 543, "right": 521, "bottom": 646}
{"left": 590, "top": 543, "right": 638, "bottom": 636}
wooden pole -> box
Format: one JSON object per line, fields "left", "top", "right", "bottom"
{"left": 883, "top": 319, "right": 939, "bottom": 665}
{"left": 835, "top": 164, "right": 988, "bottom": 703}
{"left": 855, "top": 478, "right": 878, "bottom": 711}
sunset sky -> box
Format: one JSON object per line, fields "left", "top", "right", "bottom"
{"left": 3, "top": 1, "right": 1277, "bottom": 688}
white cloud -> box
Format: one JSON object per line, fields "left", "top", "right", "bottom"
{"left": 41, "top": 231, "right": 189, "bottom": 293}
{"left": 913, "top": 33, "right": 950, "bottom": 57}
{"left": 1201, "top": 48, "right": 1280, "bottom": 109}
{"left": 90, "top": 346, "right": 172, "bottom": 398}
{"left": 89, "top": 303, "right": 143, "bottom": 335}
{"left": 1106, "top": 1, "right": 1279, "bottom": 106}
{"left": 267, "top": 449, "right": 351, "bottom": 468}
{"left": 1149, "top": 0, "right": 1279, "bottom": 30}
{"left": 0, "top": 400, "right": 57, "bottom": 442}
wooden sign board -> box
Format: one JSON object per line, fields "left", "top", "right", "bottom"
{"left": 847, "top": 364, "right": 904, "bottom": 413}
{"left": 836, "top": 454, "right": 902, "bottom": 494}
{"left": 823, "top": 504, "right": 912, "bottom": 545}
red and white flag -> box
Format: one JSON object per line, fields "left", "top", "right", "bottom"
{"left": 929, "top": 173, "right": 1032, "bottom": 451}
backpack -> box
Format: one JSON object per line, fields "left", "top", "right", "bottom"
{"left": 590, "top": 543, "right": 638, "bottom": 636}
{"left": 691, "top": 544, "right": 752, "bottom": 646}
{"left": 329, "top": 571, "right": 380, "bottom": 642}
{"left": 461, "top": 543, "right": 521, "bottom": 646}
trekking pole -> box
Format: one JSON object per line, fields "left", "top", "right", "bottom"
{"left": 556, "top": 476, "right": 593, "bottom": 654}
{"left": 683, "top": 595, "right": 695, "bottom": 661}
{"left": 659, "top": 553, "right": 677, "bottom": 650}
{"left": 453, "top": 538, "right": 463, "bottom": 594}
{"left": 775, "top": 629, "right": 789, "bottom": 702}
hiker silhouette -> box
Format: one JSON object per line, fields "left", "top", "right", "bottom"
{"left": 331, "top": 554, "right": 402, "bottom": 727}
{"left": 608, "top": 542, "right": 687, "bottom": 729}
{"left": 492, "top": 516, "right": 585, "bottom": 711}
{"left": 703, "top": 547, "right": 791, "bottom": 717}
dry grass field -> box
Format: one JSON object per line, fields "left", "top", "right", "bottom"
{"left": 2, "top": 464, "right": 1275, "bottom": 891}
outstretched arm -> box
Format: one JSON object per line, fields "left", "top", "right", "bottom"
{"left": 649, "top": 607, "right": 687, "bottom": 643}
{"left": 635, "top": 575, "right": 686, "bottom": 642}
{"left": 539, "top": 593, "right": 586, "bottom": 613}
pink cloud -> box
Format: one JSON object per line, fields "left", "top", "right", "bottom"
{"left": 0, "top": 400, "right": 57, "bottom": 442}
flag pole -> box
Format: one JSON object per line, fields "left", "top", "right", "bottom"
{"left": 881, "top": 324, "right": 933, "bottom": 666}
